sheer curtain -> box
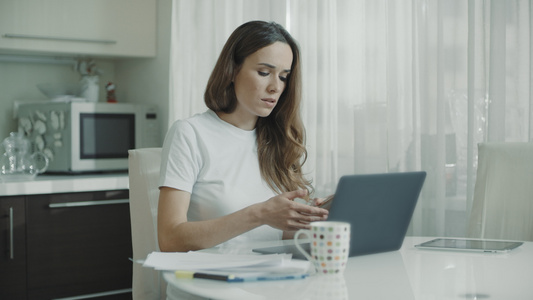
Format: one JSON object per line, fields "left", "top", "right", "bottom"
{"left": 169, "top": 0, "right": 533, "bottom": 237}
{"left": 169, "top": 0, "right": 287, "bottom": 120}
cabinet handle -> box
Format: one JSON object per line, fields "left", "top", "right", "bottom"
{"left": 3, "top": 33, "right": 117, "bottom": 44}
{"left": 9, "top": 207, "right": 14, "bottom": 260}
{"left": 52, "top": 288, "right": 132, "bottom": 300}
{"left": 48, "top": 199, "right": 129, "bottom": 208}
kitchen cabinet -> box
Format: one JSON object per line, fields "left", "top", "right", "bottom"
{"left": 0, "top": 189, "right": 133, "bottom": 300}
{"left": 0, "top": 196, "right": 27, "bottom": 299}
{"left": 0, "top": 0, "right": 156, "bottom": 58}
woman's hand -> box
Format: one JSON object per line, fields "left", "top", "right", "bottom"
{"left": 309, "top": 194, "right": 334, "bottom": 210}
{"left": 255, "top": 189, "right": 329, "bottom": 232}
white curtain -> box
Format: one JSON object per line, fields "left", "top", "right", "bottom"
{"left": 169, "top": 0, "right": 533, "bottom": 237}
{"left": 169, "top": 0, "right": 287, "bottom": 120}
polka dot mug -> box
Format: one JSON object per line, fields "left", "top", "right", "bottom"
{"left": 294, "top": 221, "right": 351, "bottom": 275}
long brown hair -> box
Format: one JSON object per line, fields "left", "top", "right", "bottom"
{"left": 204, "top": 21, "right": 312, "bottom": 196}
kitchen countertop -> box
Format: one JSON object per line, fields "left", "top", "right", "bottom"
{"left": 0, "top": 173, "right": 129, "bottom": 196}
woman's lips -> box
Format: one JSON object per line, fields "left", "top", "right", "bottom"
{"left": 262, "top": 98, "right": 277, "bottom": 108}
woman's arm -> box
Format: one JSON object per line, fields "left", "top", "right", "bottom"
{"left": 157, "top": 187, "right": 328, "bottom": 252}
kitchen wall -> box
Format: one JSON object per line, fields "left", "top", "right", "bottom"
{"left": 115, "top": 0, "right": 172, "bottom": 136}
{"left": 0, "top": 0, "right": 172, "bottom": 144}
{"left": 0, "top": 59, "right": 115, "bottom": 141}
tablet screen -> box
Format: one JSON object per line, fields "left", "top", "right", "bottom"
{"left": 415, "top": 238, "right": 523, "bottom": 253}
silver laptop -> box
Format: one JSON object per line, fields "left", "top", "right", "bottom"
{"left": 253, "top": 171, "right": 427, "bottom": 259}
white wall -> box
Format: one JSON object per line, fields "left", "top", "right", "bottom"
{"left": 115, "top": 0, "right": 172, "bottom": 142}
{"left": 0, "top": 59, "right": 116, "bottom": 141}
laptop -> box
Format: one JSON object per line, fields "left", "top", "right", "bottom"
{"left": 253, "top": 171, "right": 427, "bottom": 259}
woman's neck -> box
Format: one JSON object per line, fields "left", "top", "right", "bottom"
{"left": 215, "top": 111, "right": 257, "bottom": 131}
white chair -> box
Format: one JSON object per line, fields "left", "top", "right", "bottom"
{"left": 128, "top": 148, "right": 167, "bottom": 300}
{"left": 468, "top": 142, "right": 533, "bottom": 241}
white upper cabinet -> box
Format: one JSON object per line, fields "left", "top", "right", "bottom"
{"left": 0, "top": 0, "right": 156, "bottom": 58}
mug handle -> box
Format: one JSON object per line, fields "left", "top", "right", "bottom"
{"left": 294, "top": 229, "right": 314, "bottom": 262}
{"left": 31, "top": 152, "right": 49, "bottom": 174}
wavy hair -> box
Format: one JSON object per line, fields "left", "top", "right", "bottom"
{"left": 204, "top": 21, "right": 312, "bottom": 196}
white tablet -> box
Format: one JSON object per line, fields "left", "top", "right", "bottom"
{"left": 415, "top": 238, "right": 523, "bottom": 253}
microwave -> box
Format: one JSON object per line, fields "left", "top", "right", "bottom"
{"left": 16, "top": 102, "right": 161, "bottom": 173}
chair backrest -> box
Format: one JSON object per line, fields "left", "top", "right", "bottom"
{"left": 128, "top": 148, "right": 166, "bottom": 300}
{"left": 468, "top": 142, "right": 533, "bottom": 241}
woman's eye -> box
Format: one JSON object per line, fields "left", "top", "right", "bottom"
{"left": 258, "top": 71, "right": 269, "bottom": 77}
{"left": 279, "top": 76, "right": 287, "bottom": 82}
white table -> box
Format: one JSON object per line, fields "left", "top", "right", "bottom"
{"left": 163, "top": 236, "right": 533, "bottom": 299}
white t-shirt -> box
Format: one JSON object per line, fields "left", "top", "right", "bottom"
{"left": 159, "top": 109, "right": 282, "bottom": 249}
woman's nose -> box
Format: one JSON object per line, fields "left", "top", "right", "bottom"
{"left": 268, "top": 78, "right": 282, "bottom": 93}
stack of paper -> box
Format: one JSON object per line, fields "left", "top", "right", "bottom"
{"left": 143, "top": 251, "right": 311, "bottom": 282}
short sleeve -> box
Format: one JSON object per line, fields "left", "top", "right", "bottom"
{"left": 158, "top": 120, "right": 201, "bottom": 193}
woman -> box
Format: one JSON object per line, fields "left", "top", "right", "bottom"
{"left": 158, "top": 21, "right": 328, "bottom": 253}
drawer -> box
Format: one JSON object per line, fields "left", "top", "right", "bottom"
{"left": 25, "top": 190, "right": 132, "bottom": 299}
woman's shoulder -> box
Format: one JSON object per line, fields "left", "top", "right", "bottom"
{"left": 168, "top": 110, "right": 220, "bottom": 138}
{"left": 172, "top": 110, "right": 218, "bottom": 126}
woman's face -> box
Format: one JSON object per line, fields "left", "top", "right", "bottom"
{"left": 231, "top": 41, "right": 293, "bottom": 128}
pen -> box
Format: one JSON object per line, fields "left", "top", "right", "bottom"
{"left": 175, "top": 270, "right": 308, "bottom": 282}
{"left": 231, "top": 274, "right": 308, "bottom": 282}
{"left": 176, "top": 270, "right": 235, "bottom": 281}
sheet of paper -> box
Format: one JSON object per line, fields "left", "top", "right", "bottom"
{"left": 143, "top": 251, "right": 298, "bottom": 271}
{"left": 205, "top": 259, "right": 311, "bottom": 275}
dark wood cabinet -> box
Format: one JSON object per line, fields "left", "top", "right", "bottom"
{"left": 0, "top": 196, "right": 27, "bottom": 299}
{"left": 0, "top": 190, "right": 132, "bottom": 300}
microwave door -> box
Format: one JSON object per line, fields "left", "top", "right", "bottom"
{"left": 72, "top": 112, "right": 134, "bottom": 172}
